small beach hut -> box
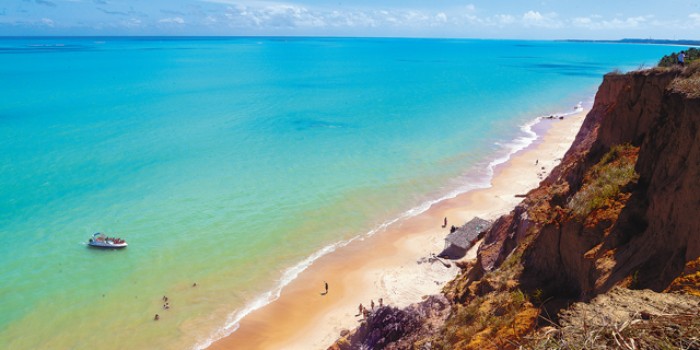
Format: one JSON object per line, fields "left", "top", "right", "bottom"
{"left": 438, "top": 217, "right": 492, "bottom": 259}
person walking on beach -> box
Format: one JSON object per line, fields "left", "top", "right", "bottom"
{"left": 357, "top": 303, "right": 363, "bottom": 316}
{"left": 678, "top": 52, "right": 686, "bottom": 67}
{"left": 320, "top": 281, "right": 329, "bottom": 296}
{"left": 370, "top": 300, "right": 375, "bottom": 310}
{"left": 442, "top": 217, "right": 447, "bottom": 228}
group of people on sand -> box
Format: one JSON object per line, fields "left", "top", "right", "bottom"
{"left": 318, "top": 280, "right": 387, "bottom": 319}
{"left": 356, "top": 298, "right": 383, "bottom": 319}
{"left": 154, "top": 282, "right": 198, "bottom": 321}
{"left": 318, "top": 280, "right": 385, "bottom": 320}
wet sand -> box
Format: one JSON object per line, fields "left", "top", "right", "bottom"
{"left": 208, "top": 110, "right": 587, "bottom": 350}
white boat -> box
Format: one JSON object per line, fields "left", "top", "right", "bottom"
{"left": 88, "top": 232, "right": 127, "bottom": 249}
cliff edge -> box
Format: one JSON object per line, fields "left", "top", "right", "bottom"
{"left": 330, "top": 63, "right": 700, "bottom": 349}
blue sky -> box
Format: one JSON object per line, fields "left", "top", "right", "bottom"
{"left": 1, "top": 0, "right": 699, "bottom": 38}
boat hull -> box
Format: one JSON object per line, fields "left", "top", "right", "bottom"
{"left": 87, "top": 242, "right": 128, "bottom": 249}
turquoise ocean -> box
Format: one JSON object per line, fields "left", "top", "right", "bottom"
{"left": 0, "top": 37, "right": 672, "bottom": 349}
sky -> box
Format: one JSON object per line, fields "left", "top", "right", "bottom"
{"left": 1, "top": 0, "right": 700, "bottom": 39}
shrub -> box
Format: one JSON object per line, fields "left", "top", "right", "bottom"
{"left": 568, "top": 144, "right": 639, "bottom": 218}
{"left": 658, "top": 47, "right": 700, "bottom": 67}
{"left": 531, "top": 288, "right": 544, "bottom": 304}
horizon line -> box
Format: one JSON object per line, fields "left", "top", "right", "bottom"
{"left": 0, "top": 35, "right": 698, "bottom": 42}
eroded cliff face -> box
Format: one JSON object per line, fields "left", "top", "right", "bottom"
{"left": 516, "top": 68, "right": 700, "bottom": 300}
{"left": 330, "top": 67, "right": 700, "bottom": 350}
{"left": 444, "top": 67, "right": 700, "bottom": 348}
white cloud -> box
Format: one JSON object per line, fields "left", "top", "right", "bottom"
{"left": 571, "top": 15, "right": 653, "bottom": 29}
{"left": 121, "top": 18, "right": 142, "bottom": 28}
{"left": 159, "top": 17, "right": 185, "bottom": 24}
{"left": 40, "top": 18, "right": 54, "bottom": 27}
{"left": 198, "top": 1, "right": 666, "bottom": 35}
{"left": 521, "top": 10, "right": 561, "bottom": 28}
{"left": 224, "top": 4, "right": 326, "bottom": 28}
{"left": 435, "top": 12, "right": 447, "bottom": 23}
{"left": 523, "top": 10, "right": 543, "bottom": 22}
{"left": 218, "top": 3, "right": 457, "bottom": 30}
{"left": 327, "top": 10, "right": 377, "bottom": 28}
{"left": 573, "top": 17, "right": 592, "bottom": 25}
{"left": 690, "top": 13, "right": 700, "bottom": 25}
{"left": 494, "top": 14, "right": 514, "bottom": 25}
{"left": 0, "top": 0, "right": 693, "bottom": 37}
{"left": 621, "top": 16, "right": 648, "bottom": 27}
{"left": 6, "top": 1, "right": 626, "bottom": 36}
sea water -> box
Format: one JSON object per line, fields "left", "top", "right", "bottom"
{"left": 0, "top": 37, "right": 672, "bottom": 349}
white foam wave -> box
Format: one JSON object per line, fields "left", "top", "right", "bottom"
{"left": 197, "top": 101, "right": 592, "bottom": 349}
{"left": 192, "top": 238, "right": 355, "bottom": 349}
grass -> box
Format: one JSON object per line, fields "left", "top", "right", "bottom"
{"left": 439, "top": 287, "right": 539, "bottom": 350}
{"left": 520, "top": 313, "right": 700, "bottom": 350}
{"left": 568, "top": 144, "right": 639, "bottom": 218}
{"left": 657, "top": 55, "right": 700, "bottom": 98}
{"left": 669, "top": 62, "right": 700, "bottom": 98}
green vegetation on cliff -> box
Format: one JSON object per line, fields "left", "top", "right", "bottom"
{"left": 658, "top": 47, "right": 700, "bottom": 67}
{"left": 567, "top": 144, "right": 639, "bottom": 218}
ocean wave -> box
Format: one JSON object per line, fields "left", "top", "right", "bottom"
{"left": 196, "top": 99, "right": 593, "bottom": 349}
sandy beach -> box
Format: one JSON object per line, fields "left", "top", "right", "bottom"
{"left": 208, "top": 109, "right": 587, "bottom": 350}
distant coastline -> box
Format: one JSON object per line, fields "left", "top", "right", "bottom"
{"left": 563, "top": 38, "right": 700, "bottom": 46}
{"left": 2, "top": 37, "right": 699, "bottom": 46}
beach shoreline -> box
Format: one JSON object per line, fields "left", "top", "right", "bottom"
{"left": 206, "top": 108, "right": 588, "bottom": 350}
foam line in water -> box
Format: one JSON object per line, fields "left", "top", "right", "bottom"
{"left": 193, "top": 237, "right": 359, "bottom": 350}
{"left": 196, "top": 101, "right": 592, "bottom": 349}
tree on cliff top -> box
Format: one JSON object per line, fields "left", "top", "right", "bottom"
{"left": 659, "top": 47, "right": 700, "bottom": 67}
